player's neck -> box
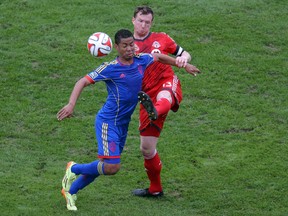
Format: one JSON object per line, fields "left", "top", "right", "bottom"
{"left": 117, "top": 57, "right": 133, "bottom": 65}
{"left": 134, "top": 32, "right": 150, "bottom": 40}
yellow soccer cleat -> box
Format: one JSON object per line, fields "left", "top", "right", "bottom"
{"left": 62, "top": 161, "right": 77, "bottom": 192}
{"left": 61, "top": 188, "right": 77, "bottom": 211}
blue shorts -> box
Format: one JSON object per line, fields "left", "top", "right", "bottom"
{"left": 95, "top": 117, "right": 128, "bottom": 164}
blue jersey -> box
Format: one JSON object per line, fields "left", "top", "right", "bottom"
{"left": 85, "top": 53, "right": 155, "bottom": 125}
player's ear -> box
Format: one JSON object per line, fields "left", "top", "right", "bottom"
{"left": 114, "top": 43, "right": 118, "bottom": 50}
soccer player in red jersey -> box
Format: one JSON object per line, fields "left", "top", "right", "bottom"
{"left": 131, "top": 6, "right": 200, "bottom": 197}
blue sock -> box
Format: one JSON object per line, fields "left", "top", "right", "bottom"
{"left": 71, "top": 160, "right": 105, "bottom": 176}
{"left": 69, "top": 174, "right": 98, "bottom": 195}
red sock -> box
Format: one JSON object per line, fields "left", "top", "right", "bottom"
{"left": 155, "top": 98, "right": 172, "bottom": 116}
{"left": 144, "top": 152, "right": 163, "bottom": 193}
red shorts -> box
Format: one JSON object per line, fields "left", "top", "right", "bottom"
{"left": 139, "top": 75, "right": 183, "bottom": 137}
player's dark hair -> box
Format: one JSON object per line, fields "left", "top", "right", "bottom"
{"left": 114, "top": 29, "right": 134, "bottom": 45}
{"left": 134, "top": 6, "right": 154, "bottom": 21}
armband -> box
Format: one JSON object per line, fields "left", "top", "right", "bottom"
{"left": 175, "top": 46, "right": 184, "bottom": 57}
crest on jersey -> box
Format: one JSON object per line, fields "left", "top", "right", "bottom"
{"left": 152, "top": 41, "right": 161, "bottom": 48}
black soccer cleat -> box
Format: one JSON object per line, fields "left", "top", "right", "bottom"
{"left": 138, "top": 91, "right": 158, "bottom": 120}
{"left": 132, "top": 188, "right": 164, "bottom": 198}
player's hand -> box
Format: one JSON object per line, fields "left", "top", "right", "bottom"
{"left": 185, "top": 64, "right": 201, "bottom": 76}
{"left": 175, "top": 56, "right": 188, "bottom": 68}
{"left": 57, "top": 103, "right": 74, "bottom": 121}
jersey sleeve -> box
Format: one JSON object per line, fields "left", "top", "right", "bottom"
{"left": 146, "top": 53, "right": 156, "bottom": 66}
{"left": 162, "top": 33, "right": 184, "bottom": 57}
{"left": 136, "top": 53, "right": 155, "bottom": 67}
{"left": 85, "top": 62, "right": 110, "bottom": 83}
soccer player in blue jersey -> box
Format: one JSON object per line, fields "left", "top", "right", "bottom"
{"left": 57, "top": 29, "right": 199, "bottom": 211}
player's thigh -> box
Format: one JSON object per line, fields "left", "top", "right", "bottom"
{"left": 95, "top": 121, "right": 128, "bottom": 158}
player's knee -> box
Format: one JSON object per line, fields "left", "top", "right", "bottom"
{"left": 140, "top": 146, "right": 156, "bottom": 159}
{"left": 157, "top": 90, "right": 172, "bottom": 103}
{"left": 140, "top": 136, "right": 158, "bottom": 158}
{"left": 140, "top": 146, "right": 151, "bottom": 156}
{"left": 104, "top": 163, "right": 121, "bottom": 175}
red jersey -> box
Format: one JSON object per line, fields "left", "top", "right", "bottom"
{"left": 134, "top": 32, "right": 184, "bottom": 91}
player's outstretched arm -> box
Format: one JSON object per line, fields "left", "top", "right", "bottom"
{"left": 152, "top": 53, "right": 200, "bottom": 76}
{"left": 57, "top": 77, "right": 91, "bottom": 121}
{"left": 175, "top": 51, "right": 191, "bottom": 67}
{"left": 152, "top": 53, "right": 179, "bottom": 67}
{"left": 184, "top": 63, "right": 200, "bottom": 77}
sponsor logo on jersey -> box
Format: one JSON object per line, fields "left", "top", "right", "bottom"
{"left": 151, "top": 48, "right": 161, "bottom": 54}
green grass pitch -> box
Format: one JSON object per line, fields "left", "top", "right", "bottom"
{"left": 1, "top": 0, "right": 287, "bottom": 215}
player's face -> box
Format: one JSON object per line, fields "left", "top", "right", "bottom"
{"left": 115, "top": 37, "right": 135, "bottom": 62}
{"left": 132, "top": 13, "right": 153, "bottom": 38}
